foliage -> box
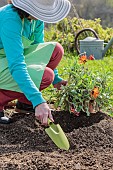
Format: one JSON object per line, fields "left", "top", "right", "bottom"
{"left": 43, "top": 54, "right": 113, "bottom": 116}
{"left": 45, "top": 17, "right": 113, "bottom": 56}
{"left": 85, "top": 56, "right": 113, "bottom": 116}
{"left": 54, "top": 56, "right": 113, "bottom": 115}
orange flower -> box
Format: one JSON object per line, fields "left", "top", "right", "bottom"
{"left": 91, "top": 86, "right": 99, "bottom": 99}
{"left": 79, "top": 55, "right": 87, "bottom": 64}
{"left": 88, "top": 55, "right": 95, "bottom": 60}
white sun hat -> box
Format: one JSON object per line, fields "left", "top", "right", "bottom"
{"left": 11, "top": 0, "right": 71, "bottom": 23}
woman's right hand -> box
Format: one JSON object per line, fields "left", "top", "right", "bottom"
{"left": 35, "top": 103, "right": 54, "bottom": 126}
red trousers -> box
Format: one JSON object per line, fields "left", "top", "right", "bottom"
{"left": 0, "top": 43, "right": 64, "bottom": 111}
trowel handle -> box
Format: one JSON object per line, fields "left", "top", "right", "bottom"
{"left": 48, "top": 118, "right": 53, "bottom": 126}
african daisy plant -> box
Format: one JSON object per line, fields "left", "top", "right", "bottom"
{"left": 54, "top": 55, "right": 112, "bottom": 116}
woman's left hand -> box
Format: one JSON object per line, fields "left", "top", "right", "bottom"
{"left": 53, "top": 80, "right": 67, "bottom": 90}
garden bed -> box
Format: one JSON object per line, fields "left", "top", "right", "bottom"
{"left": 0, "top": 109, "right": 113, "bottom": 170}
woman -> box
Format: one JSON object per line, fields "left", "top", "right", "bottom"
{"left": 0, "top": 0, "right": 71, "bottom": 125}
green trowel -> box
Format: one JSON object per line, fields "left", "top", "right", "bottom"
{"left": 45, "top": 119, "right": 70, "bottom": 150}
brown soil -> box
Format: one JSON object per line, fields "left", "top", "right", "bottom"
{"left": 0, "top": 108, "right": 113, "bottom": 170}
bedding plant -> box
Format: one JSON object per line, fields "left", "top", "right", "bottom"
{"left": 51, "top": 54, "right": 113, "bottom": 116}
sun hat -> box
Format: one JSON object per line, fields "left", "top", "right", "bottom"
{"left": 11, "top": 0, "right": 71, "bottom": 23}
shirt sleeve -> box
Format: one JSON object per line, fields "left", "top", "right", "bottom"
{"left": 52, "top": 69, "right": 63, "bottom": 85}
{"left": 1, "top": 19, "right": 46, "bottom": 108}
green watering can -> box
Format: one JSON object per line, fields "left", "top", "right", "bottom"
{"left": 75, "top": 28, "right": 113, "bottom": 59}
{"left": 45, "top": 119, "right": 70, "bottom": 150}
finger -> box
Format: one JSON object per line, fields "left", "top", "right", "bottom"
{"left": 36, "top": 114, "right": 43, "bottom": 123}
{"left": 64, "top": 81, "right": 68, "bottom": 85}
{"left": 41, "top": 113, "right": 48, "bottom": 126}
{"left": 48, "top": 110, "right": 54, "bottom": 122}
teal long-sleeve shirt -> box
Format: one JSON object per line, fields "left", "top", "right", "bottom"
{"left": 22, "top": 18, "right": 44, "bottom": 44}
{"left": 0, "top": 4, "right": 46, "bottom": 107}
{"left": 0, "top": 4, "right": 62, "bottom": 107}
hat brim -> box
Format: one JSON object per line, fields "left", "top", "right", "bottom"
{"left": 12, "top": 0, "right": 71, "bottom": 23}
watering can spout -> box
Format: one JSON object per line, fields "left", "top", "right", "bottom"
{"left": 102, "top": 37, "right": 113, "bottom": 57}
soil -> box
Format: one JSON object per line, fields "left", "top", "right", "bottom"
{"left": 0, "top": 107, "right": 113, "bottom": 170}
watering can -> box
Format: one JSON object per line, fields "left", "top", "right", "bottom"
{"left": 75, "top": 28, "right": 113, "bottom": 59}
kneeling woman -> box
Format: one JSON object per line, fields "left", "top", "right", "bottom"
{"left": 0, "top": 0, "right": 71, "bottom": 125}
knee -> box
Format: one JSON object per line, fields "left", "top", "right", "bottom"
{"left": 40, "top": 67, "right": 54, "bottom": 91}
{"left": 43, "top": 67, "right": 54, "bottom": 84}
{"left": 48, "top": 68, "right": 54, "bottom": 84}
{"left": 55, "top": 42, "right": 64, "bottom": 57}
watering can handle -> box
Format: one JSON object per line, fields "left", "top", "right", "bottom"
{"left": 75, "top": 28, "right": 99, "bottom": 54}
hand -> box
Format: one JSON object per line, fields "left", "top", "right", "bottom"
{"left": 35, "top": 103, "right": 54, "bottom": 126}
{"left": 53, "top": 80, "right": 67, "bottom": 90}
